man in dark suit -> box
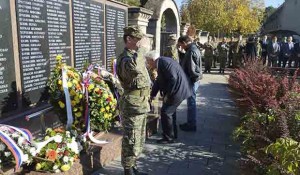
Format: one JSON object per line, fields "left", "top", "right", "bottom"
{"left": 145, "top": 51, "right": 192, "bottom": 144}
{"left": 267, "top": 36, "right": 280, "bottom": 67}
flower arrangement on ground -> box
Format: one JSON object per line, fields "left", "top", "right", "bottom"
{"left": 33, "top": 128, "right": 82, "bottom": 173}
{"left": 0, "top": 125, "right": 33, "bottom": 171}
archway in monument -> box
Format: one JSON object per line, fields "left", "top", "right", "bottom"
{"left": 144, "top": 0, "right": 180, "bottom": 54}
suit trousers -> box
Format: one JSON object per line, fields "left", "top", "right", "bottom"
{"left": 161, "top": 100, "right": 182, "bottom": 139}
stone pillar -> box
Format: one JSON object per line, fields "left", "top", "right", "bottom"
{"left": 128, "top": 7, "right": 153, "bottom": 34}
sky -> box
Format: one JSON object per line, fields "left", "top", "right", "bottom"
{"left": 174, "top": 0, "right": 285, "bottom": 8}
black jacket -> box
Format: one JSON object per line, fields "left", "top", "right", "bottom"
{"left": 151, "top": 57, "right": 192, "bottom": 105}
{"left": 180, "top": 43, "right": 202, "bottom": 83}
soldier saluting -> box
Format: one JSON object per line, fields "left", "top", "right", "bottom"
{"left": 116, "top": 25, "right": 150, "bottom": 175}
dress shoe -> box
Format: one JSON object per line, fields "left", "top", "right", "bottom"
{"left": 132, "top": 166, "right": 148, "bottom": 175}
{"left": 124, "top": 168, "right": 134, "bottom": 175}
{"left": 156, "top": 138, "right": 176, "bottom": 144}
{"left": 179, "top": 123, "right": 196, "bottom": 132}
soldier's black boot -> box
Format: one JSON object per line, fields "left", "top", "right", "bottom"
{"left": 124, "top": 168, "right": 134, "bottom": 175}
{"left": 132, "top": 166, "right": 148, "bottom": 175}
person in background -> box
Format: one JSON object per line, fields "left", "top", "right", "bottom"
{"left": 116, "top": 25, "right": 150, "bottom": 175}
{"left": 287, "top": 36, "right": 295, "bottom": 68}
{"left": 245, "top": 37, "right": 257, "bottom": 61}
{"left": 146, "top": 51, "right": 192, "bottom": 144}
{"left": 279, "top": 36, "right": 287, "bottom": 67}
{"left": 294, "top": 39, "right": 300, "bottom": 68}
{"left": 217, "top": 37, "right": 229, "bottom": 74}
{"left": 203, "top": 36, "right": 214, "bottom": 73}
{"left": 228, "top": 36, "right": 235, "bottom": 68}
{"left": 267, "top": 36, "right": 280, "bottom": 67}
{"left": 177, "top": 35, "right": 202, "bottom": 132}
{"left": 260, "top": 35, "right": 269, "bottom": 65}
{"left": 255, "top": 37, "right": 262, "bottom": 59}
{"left": 163, "top": 34, "right": 179, "bottom": 62}
{"left": 212, "top": 36, "right": 219, "bottom": 68}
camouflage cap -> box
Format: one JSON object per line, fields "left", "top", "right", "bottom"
{"left": 168, "top": 34, "right": 177, "bottom": 41}
{"left": 123, "top": 25, "right": 144, "bottom": 39}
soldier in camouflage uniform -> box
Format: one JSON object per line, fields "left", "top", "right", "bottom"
{"left": 163, "top": 34, "right": 179, "bottom": 61}
{"left": 203, "top": 36, "right": 214, "bottom": 73}
{"left": 232, "top": 35, "right": 244, "bottom": 68}
{"left": 217, "top": 37, "right": 229, "bottom": 74}
{"left": 116, "top": 25, "right": 150, "bottom": 175}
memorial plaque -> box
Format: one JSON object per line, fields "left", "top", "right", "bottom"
{"left": 105, "top": 4, "right": 127, "bottom": 72}
{"left": 16, "top": 0, "right": 71, "bottom": 105}
{"left": 72, "top": 0, "right": 105, "bottom": 70}
{"left": 0, "top": 0, "right": 17, "bottom": 117}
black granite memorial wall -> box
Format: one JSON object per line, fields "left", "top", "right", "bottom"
{"left": 72, "top": 0, "right": 105, "bottom": 70}
{"left": 105, "top": 4, "right": 127, "bottom": 72}
{"left": 16, "top": 0, "right": 71, "bottom": 105}
{"left": 0, "top": 0, "right": 17, "bottom": 117}
{"left": 0, "top": 0, "right": 127, "bottom": 122}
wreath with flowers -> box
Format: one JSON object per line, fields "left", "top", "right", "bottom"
{"left": 33, "top": 128, "right": 82, "bottom": 173}
{"left": 47, "top": 55, "right": 85, "bottom": 131}
{"left": 0, "top": 125, "right": 34, "bottom": 172}
{"left": 48, "top": 55, "right": 119, "bottom": 132}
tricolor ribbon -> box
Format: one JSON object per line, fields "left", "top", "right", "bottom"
{"left": 0, "top": 125, "right": 33, "bottom": 171}
{"left": 81, "top": 71, "right": 108, "bottom": 145}
{"left": 62, "top": 66, "right": 74, "bottom": 130}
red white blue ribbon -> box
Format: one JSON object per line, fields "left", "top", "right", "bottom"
{"left": 82, "top": 71, "right": 108, "bottom": 144}
{"left": 0, "top": 125, "right": 33, "bottom": 170}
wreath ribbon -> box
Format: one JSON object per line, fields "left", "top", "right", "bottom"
{"left": 62, "top": 66, "right": 74, "bottom": 130}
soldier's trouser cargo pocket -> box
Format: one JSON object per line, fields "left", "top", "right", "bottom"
{"left": 120, "top": 95, "right": 150, "bottom": 115}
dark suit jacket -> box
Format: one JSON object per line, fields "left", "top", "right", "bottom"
{"left": 281, "top": 42, "right": 294, "bottom": 57}
{"left": 260, "top": 40, "right": 268, "bottom": 57}
{"left": 267, "top": 42, "right": 280, "bottom": 57}
{"left": 151, "top": 57, "right": 192, "bottom": 105}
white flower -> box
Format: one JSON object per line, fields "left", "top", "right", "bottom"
{"left": 53, "top": 165, "right": 59, "bottom": 170}
{"left": 54, "top": 135, "right": 63, "bottom": 143}
{"left": 0, "top": 159, "right": 2, "bottom": 163}
{"left": 12, "top": 133, "right": 19, "bottom": 138}
{"left": 66, "top": 131, "right": 71, "bottom": 138}
{"left": 18, "top": 137, "right": 25, "bottom": 146}
{"left": 54, "top": 169, "right": 61, "bottom": 173}
{"left": 67, "top": 140, "right": 80, "bottom": 154}
{"left": 23, "top": 154, "right": 29, "bottom": 163}
{"left": 0, "top": 143, "right": 6, "bottom": 151}
{"left": 63, "top": 156, "right": 69, "bottom": 163}
{"left": 69, "top": 157, "right": 74, "bottom": 162}
{"left": 29, "top": 147, "right": 37, "bottom": 156}
{"left": 4, "top": 152, "right": 11, "bottom": 157}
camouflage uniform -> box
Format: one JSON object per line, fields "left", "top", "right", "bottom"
{"left": 217, "top": 41, "right": 229, "bottom": 73}
{"left": 232, "top": 40, "right": 244, "bottom": 68}
{"left": 203, "top": 41, "right": 214, "bottom": 73}
{"left": 163, "top": 34, "right": 179, "bottom": 62}
{"left": 116, "top": 26, "right": 151, "bottom": 169}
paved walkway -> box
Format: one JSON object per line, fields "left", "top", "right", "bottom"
{"left": 95, "top": 72, "right": 241, "bottom": 175}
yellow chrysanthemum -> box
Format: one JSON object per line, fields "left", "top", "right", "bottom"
{"left": 71, "top": 100, "right": 76, "bottom": 107}
{"left": 104, "top": 113, "right": 109, "bottom": 119}
{"left": 103, "top": 93, "right": 108, "bottom": 99}
{"left": 56, "top": 55, "right": 63, "bottom": 62}
{"left": 79, "top": 94, "right": 83, "bottom": 99}
{"left": 100, "top": 108, "right": 105, "bottom": 113}
{"left": 105, "top": 106, "right": 110, "bottom": 111}
{"left": 88, "top": 84, "right": 95, "bottom": 91}
{"left": 58, "top": 80, "right": 62, "bottom": 85}
{"left": 67, "top": 81, "right": 73, "bottom": 88}
{"left": 75, "top": 112, "right": 82, "bottom": 118}
{"left": 58, "top": 101, "right": 65, "bottom": 108}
